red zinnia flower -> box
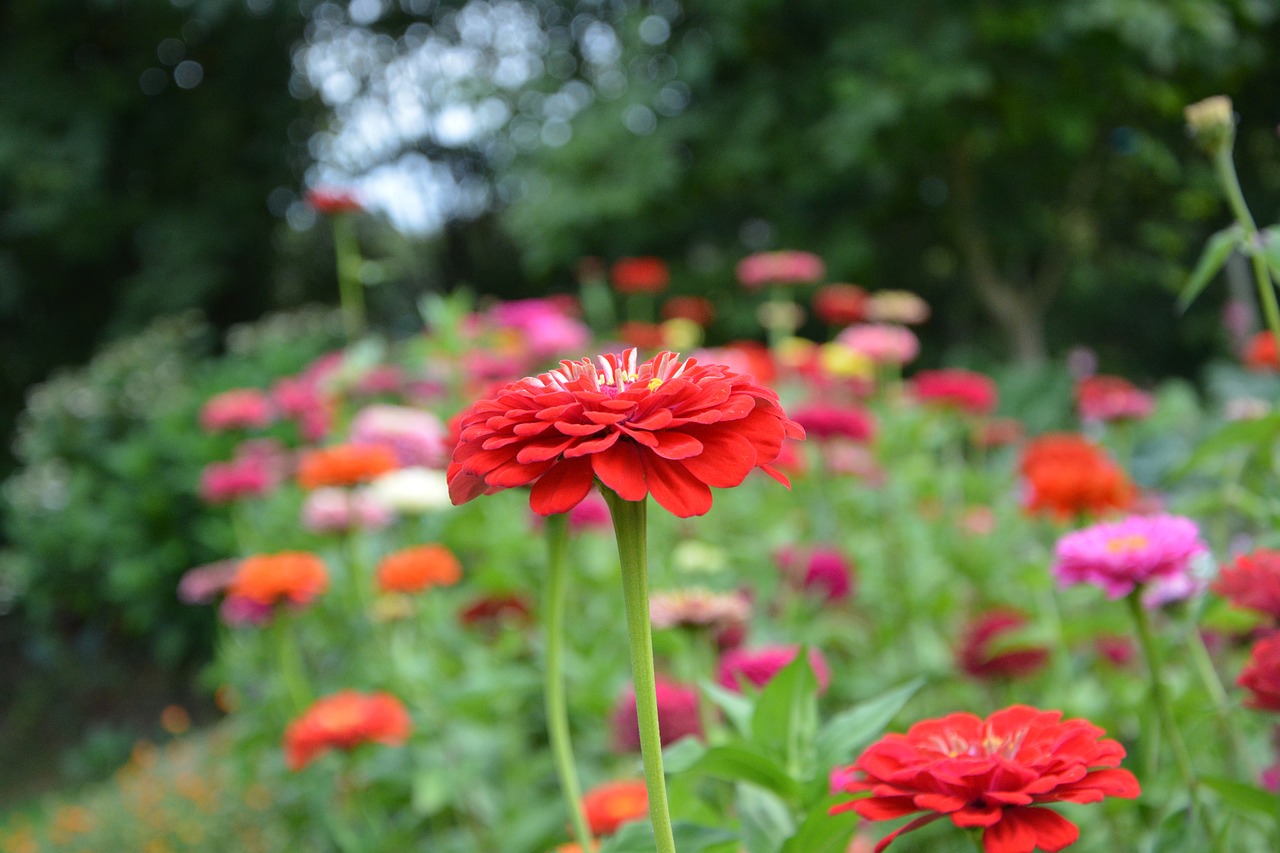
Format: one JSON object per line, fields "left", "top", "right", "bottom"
{"left": 812, "top": 283, "right": 870, "bottom": 327}
{"left": 284, "top": 690, "right": 411, "bottom": 770}
{"left": 957, "top": 609, "right": 1049, "bottom": 681}
{"left": 305, "top": 187, "right": 364, "bottom": 215}
{"left": 911, "top": 369, "right": 998, "bottom": 416}
{"left": 581, "top": 779, "right": 649, "bottom": 835}
{"left": 1214, "top": 549, "right": 1280, "bottom": 621}
{"left": 1244, "top": 331, "right": 1280, "bottom": 371}
{"left": 610, "top": 257, "right": 670, "bottom": 295}
{"left": 1019, "top": 434, "right": 1134, "bottom": 519}
{"left": 1240, "top": 633, "right": 1280, "bottom": 712}
{"left": 661, "top": 296, "right": 716, "bottom": 327}
{"left": 1075, "top": 375, "right": 1154, "bottom": 423}
{"left": 831, "top": 705, "right": 1139, "bottom": 853}
{"left": 791, "top": 403, "right": 876, "bottom": 443}
{"left": 448, "top": 349, "right": 804, "bottom": 518}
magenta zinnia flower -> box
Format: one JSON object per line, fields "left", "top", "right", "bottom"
{"left": 447, "top": 349, "right": 804, "bottom": 518}
{"left": 611, "top": 677, "right": 703, "bottom": 751}
{"left": 1051, "top": 514, "right": 1207, "bottom": 599}
{"left": 735, "top": 250, "right": 825, "bottom": 289}
{"left": 717, "top": 645, "right": 831, "bottom": 693}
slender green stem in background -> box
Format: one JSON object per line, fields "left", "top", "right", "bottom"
{"left": 603, "top": 490, "right": 677, "bottom": 853}
{"left": 1213, "top": 147, "right": 1280, "bottom": 345}
{"left": 1126, "top": 593, "right": 1203, "bottom": 832}
{"left": 542, "top": 513, "right": 594, "bottom": 850}
{"left": 273, "top": 613, "right": 310, "bottom": 713}
{"left": 1184, "top": 611, "right": 1246, "bottom": 774}
{"left": 332, "top": 213, "right": 366, "bottom": 342}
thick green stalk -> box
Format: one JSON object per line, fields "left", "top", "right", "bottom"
{"left": 1212, "top": 146, "right": 1280, "bottom": 346}
{"left": 1126, "top": 593, "right": 1203, "bottom": 832}
{"left": 332, "top": 213, "right": 366, "bottom": 342}
{"left": 543, "top": 513, "right": 594, "bottom": 849}
{"left": 603, "top": 491, "right": 677, "bottom": 853}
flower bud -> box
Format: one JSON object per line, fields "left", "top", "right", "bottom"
{"left": 1184, "top": 95, "right": 1235, "bottom": 153}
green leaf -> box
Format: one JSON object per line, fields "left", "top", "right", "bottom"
{"left": 700, "top": 679, "right": 755, "bottom": 736}
{"left": 781, "top": 796, "right": 859, "bottom": 853}
{"left": 1178, "top": 224, "right": 1244, "bottom": 312}
{"left": 1174, "top": 413, "right": 1280, "bottom": 475}
{"left": 662, "top": 736, "right": 708, "bottom": 774}
{"left": 1202, "top": 775, "right": 1280, "bottom": 819}
{"left": 1250, "top": 225, "right": 1280, "bottom": 284}
{"left": 815, "top": 679, "right": 923, "bottom": 767}
{"left": 598, "top": 820, "right": 739, "bottom": 853}
{"left": 685, "top": 742, "right": 801, "bottom": 799}
{"left": 750, "top": 649, "right": 819, "bottom": 782}
{"left": 737, "top": 782, "right": 796, "bottom": 853}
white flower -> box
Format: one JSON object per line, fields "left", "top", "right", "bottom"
{"left": 367, "top": 467, "right": 452, "bottom": 514}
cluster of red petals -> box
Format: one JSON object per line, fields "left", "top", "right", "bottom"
{"left": 610, "top": 257, "right": 670, "bottom": 294}
{"left": 376, "top": 544, "right": 462, "bottom": 594}
{"left": 812, "top": 283, "right": 870, "bottom": 327}
{"left": 297, "top": 444, "right": 400, "bottom": 490}
{"left": 447, "top": 349, "right": 805, "bottom": 518}
{"left": 458, "top": 593, "right": 533, "bottom": 630}
{"left": 1214, "top": 549, "right": 1280, "bottom": 622}
{"left": 911, "top": 369, "right": 998, "bottom": 416}
{"left": 791, "top": 403, "right": 876, "bottom": 443}
{"left": 957, "top": 609, "right": 1050, "bottom": 681}
{"left": 284, "top": 690, "right": 411, "bottom": 770}
{"left": 1244, "top": 331, "right": 1280, "bottom": 371}
{"left": 1075, "top": 375, "right": 1154, "bottom": 423}
{"left": 831, "top": 705, "right": 1139, "bottom": 853}
{"left": 304, "top": 187, "right": 365, "bottom": 215}
{"left": 1019, "top": 434, "right": 1133, "bottom": 519}
{"left": 1239, "top": 633, "right": 1280, "bottom": 712}
{"left": 228, "top": 552, "right": 328, "bottom": 608}
{"left": 581, "top": 779, "right": 649, "bottom": 835}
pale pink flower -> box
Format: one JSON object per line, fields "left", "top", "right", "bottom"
{"left": 1052, "top": 514, "right": 1208, "bottom": 599}
{"left": 1076, "top": 376, "right": 1155, "bottom": 423}
{"left": 487, "top": 297, "right": 591, "bottom": 358}
{"left": 350, "top": 404, "right": 450, "bottom": 469}
{"left": 836, "top": 323, "right": 920, "bottom": 366}
{"left": 735, "top": 250, "right": 826, "bottom": 289}
{"left": 200, "top": 389, "right": 274, "bottom": 433}
{"left": 865, "top": 290, "right": 930, "bottom": 325}
{"left": 301, "top": 487, "right": 395, "bottom": 533}
{"left": 649, "top": 587, "right": 751, "bottom": 632}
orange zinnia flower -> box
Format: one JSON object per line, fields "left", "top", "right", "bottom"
{"left": 376, "top": 544, "right": 462, "bottom": 594}
{"left": 297, "top": 444, "right": 399, "bottom": 489}
{"left": 284, "top": 690, "right": 411, "bottom": 770}
{"left": 228, "top": 552, "right": 328, "bottom": 608}
{"left": 582, "top": 779, "right": 649, "bottom": 835}
{"left": 1019, "top": 433, "right": 1133, "bottom": 519}
{"left": 448, "top": 349, "right": 804, "bottom": 518}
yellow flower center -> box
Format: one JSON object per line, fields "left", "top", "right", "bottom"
{"left": 1106, "top": 534, "right": 1148, "bottom": 553}
{"left": 648, "top": 378, "right": 664, "bottom": 391}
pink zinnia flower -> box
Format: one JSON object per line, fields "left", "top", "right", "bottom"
{"left": 735, "top": 250, "right": 826, "bottom": 289}
{"left": 177, "top": 559, "right": 242, "bottom": 605}
{"left": 791, "top": 403, "right": 876, "bottom": 443}
{"left": 350, "top": 404, "right": 450, "bottom": 469}
{"left": 911, "top": 369, "right": 998, "bottom": 416}
{"left": 305, "top": 187, "right": 364, "bottom": 215}
{"left": 775, "top": 545, "right": 855, "bottom": 602}
{"left": 836, "top": 324, "right": 920, "bottom": 366}
{"left": 567, "top": 489, "right": 612, "bottom": 531}
{"left": 717, "top": 645, "right": 831, "bottom": 693}
{"left": 611, "top": 677, "right": 703, "bottom": 751}
{"left": 272, "top": 375, "right": 332, "bottom": 442}
{"left": 200, "top": 389, "right": 274, "bottom": 433}
{"left": 1075, "top": 375, "right": 1155, "bottom": 423}
{"left": 448, "top": 349, "right": 804, "bottom": 518}
{"left": 1051, "top": 514, "right": 1208, "bottom": 599}
{"left": 487, "top": 297, "right": 591, "bottom": 359}
{"left": 301, "top": 487, "right": 394, "bottom": 533}
{"left": 199, "top": 458, "right": 275, "bottom": 504}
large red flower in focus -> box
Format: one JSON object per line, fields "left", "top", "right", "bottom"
{"left": 447, "top": 349, "right": 804, "bottom": 517}
{"left": 284, "top": 690, "right": 411, "bottom": 770}
{"left": 831, "top": 705, "right": 1139, "bottom": 853}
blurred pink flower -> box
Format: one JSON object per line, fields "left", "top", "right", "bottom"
{"left": 1075, "top": 375, "right": 1155, "bottom": 423}
{"left": 272, "top": 375, "right": 332, "bottom": 442}
{"left": 219, "top": 594, "right": 274, "bottom": 627}
{"left": 200, "top": 389, "right": 274, "bottom": 433}
{"left": 791, "top": 403, "right": 876, "bottom": 443}
{"left": 649, "top": 587, "right": 751, "bottom": 633}
{"left": 957, "top": 609, "right": 1049, "bottom": 681}
{"left": 301, "top": 487, "right": 395, "bottom": 533}
{"left": 177, "top": 560, "right": 242, "bottom": 605}
{"left": 1052, "top": 514, "right": 1208, "bottom": 599}
{"left": 775, "top": 545, "right": 855, "bottom": 603}
{"left": 568, "top": 489, "right": 612, "bottom": 531}
{"left": 865, "top": 290, "right": 930, "bottom": 325}
{"left": 199, "top": 458, "right": 275, "bottom": 504}
{"left": 735, "top": 250, "right": 826, "bottom": 289}
{"left": 611, "top": 677, "right": 703, "bottom": 751}
{"left": 836, "top": 324, "right": 919, "bottom": 366}
{"left": 350, "top": 404, "right": 450, "bottom": 469}
{"left": 911, "top": 368, "right": 998, "bottom": 416}
{"left": 353, "top": 365, "right": 405, "bottom": 397}
{"left": 488, "top": 297, "right": 590, "bottom": 358}
{"left": 717, "top": 645, "right": 831, "bottom": 693}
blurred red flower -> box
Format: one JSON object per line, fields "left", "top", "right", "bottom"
{"left": 1075, "top": 375, "right": 1154, "bottom": 423}
{"left": 610, "top": 257, "right": 670, "bottom": 294}
{"left": 661, "top": 296, "right": 716, "bottom": 327}
{"left": 812, "top": 283, "right": 870, "bottom": 327}
{"left": 717, "top": 645, "right": 831, "bottom": 693}
{"left": 791, "top": 403, "right": 876, "bottom": 443}
{"left": 305, "top": 187, "right": 364, "bottom": 215}
{"left": 581, "top": 779, "right": 649, "bottom": 835}
{"left": 448, "top": 349, "right": 804, "bottom": 518}
{"left": 200, "top": 388, "right": 274, "bottom": 433}
{"left": 1214, "top": 549, "right": 1280, "bottom": 621}
{"left": 831, "top": 705, "right": 1139, "bottom": 852}
{"left": 911, "top": 369, "right": 998, "bottom": 416}
{"left": 957, "top": 609, "right": 1049, "bottom": 681}
{"left": 611, "top": 677, "right": 702, "bottom": 751}
{"left": 1240, "top": 633, "right": 1280, "bottom": 712}
{"left": 1244, "top": 331, "right": 1280, "bottom": 371}
{"left": 284, "top": 690, "right": 411, "bottom": 770}
{"left": 1019, "top": 434, "right": 1133, "bottom": 519}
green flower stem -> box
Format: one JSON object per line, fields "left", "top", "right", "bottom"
{"left": 1185, "top": 621, "right": 1246, "bottom": 773}
{"left": 272, "top": 613, "right": 310, "bottom": 713}
{"left": 542, "top": 513, "right": 594, "bottom": 850}
{"left": 1125, "top": 593, "right": 1202, "bottom": 827}
{"left": 332, "top": 212, "right": 366, "bottom": 342}
{"left": 1212, "top": 146, "right": 1280, "bottom": 345}
{"left": 603, "top": 490, "right": 677, "bottom": 853}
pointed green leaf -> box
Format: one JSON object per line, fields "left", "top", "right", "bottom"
{"left": 1250, "top": 225, "right": 1280, "bottom": 284}
{"left": 1202, "top": 775, "right": 1280, "bottom": 820}
{"left": 684, "top": 742, "right": 801, "bottom": 799}
{"left": 815, "top": 679, "right": 923, "bottom": 766}
{"left": 750, "top": 649, "right": 819, "bottom": 782}
{"left": 700, "top": 679, "right": 755, "bottom": 736}
{"left": 1179, "top": 224, "right": 1244, "bottom": 312}
{"left": 781, "top": 796, "right": 860, "bottom": 853}
{"left": 738, "top": 782, "right": 796, "bottom": 853}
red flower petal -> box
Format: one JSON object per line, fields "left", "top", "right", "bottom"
{"left": 642, "top": 454, "right": 713, "bottom": 517}
{"left": 530, "top": 458, "right": 596, "bottom": 515}
{"left": 986, "top": 808, "right": 1078, "bottom": 853}
{"left": 593, "top": 441, "right": 648, "bottom": 502}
